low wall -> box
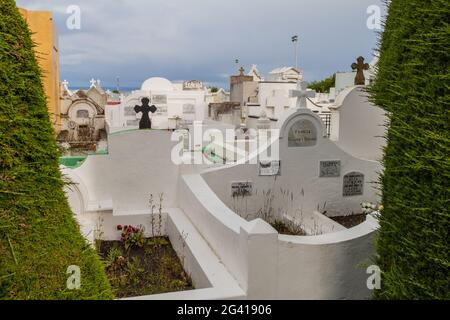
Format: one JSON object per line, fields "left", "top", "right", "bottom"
{"left": 179, "top": 173, "right": 379, "bottom": 300}
{"left": 179, "top": 174, "right": 247, "bottom": 289}
{"left": 277, "top": 215, "right": 379, "bottom": 299}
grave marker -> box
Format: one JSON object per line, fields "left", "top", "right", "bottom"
{"left": 231, "top": 181, "right": 253, "bottom": 197}
{"left": 343, "top": 172, "right": 364, "bottom": 196}
{"left": 288, "top": 119, "right": 317, "bottom": 147}
{"left": 319, "top": 160, "right": 341, "bottom": 177}
{"left": 259, "top": 160, "right": 281, "bottom": 176}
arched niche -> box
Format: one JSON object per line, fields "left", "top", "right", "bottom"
{"left": 278, "top": 109, "right": 327, "bottom": 148}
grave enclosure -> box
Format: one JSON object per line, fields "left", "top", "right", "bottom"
{"left": 63, "top": 84, "right": 384, "bottom": 300}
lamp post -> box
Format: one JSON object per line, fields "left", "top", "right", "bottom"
{"left": 291, "top": 35, "right": 299, "bottom": 69}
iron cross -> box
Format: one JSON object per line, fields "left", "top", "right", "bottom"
{"left": 351, "top": 56, "right": 370, "bottom": 85}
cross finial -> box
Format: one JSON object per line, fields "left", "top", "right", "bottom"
{"left": 239, "top": 67, "right": 245, "bottom": 76}
{"left": 289, "top": 80, "right": 315, "bottom": 109}
{"left": 351, "top": 56, "right": 370, "bottom": 85}
{"left": 89, "top": 78, "right": 97, "bottom": 88}
{"left": 62, "top": 79, "right": 69, "bottom": 89}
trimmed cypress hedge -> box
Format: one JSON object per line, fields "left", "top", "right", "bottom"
{"left": 0, "top": 0, "right": 113, "bottom": 299}
{"left": 369, "top": 0, "right": 450, "bottom": 299}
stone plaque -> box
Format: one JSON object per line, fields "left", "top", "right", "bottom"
{"left": 231, "top": 181, "right": 252, "bottom": 197}
{"left": 183, "top": 104, "right": 195, "bottom": 114}
{"left": 152, "top": 95, "right": 167, "bottom": 105}
{"left": 156, "top": 106, "right": 168, "bottom": 115}
{"left": 343, "top": 172, "right": 364, "bottom": 197}
{"left": 319, "top": 160, "right": 341, "bottom": 177}
{"left": 288, "top": 119, "right": 317, "bottom": 147}
{"left": 124, "top": 106, "right": 136, "bottom": 116}
{"left": 126, "top": 119, "right": 139, "bottom": 126}
{"left": 259, "top": 160, "right": 281, "bottom": 176}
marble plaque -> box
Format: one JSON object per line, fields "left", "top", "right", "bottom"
{"left": 152, "top": 95, "right": 167, "bottom": 105}
{"left": 126, "top": 119, "right": 139, "bottom": 126}
{"left": 124, "top": 106, "right": 136, "bottom": 116}
{"left": 319, "top": 160, "right": 341, "bottom": 177}
{"left": 259, "top": 160, "right": 281, "bottom": 176}
{"left": 288, "top": 119, "right": 317, "bottom": 147}
{"left": 231, "top": 181, "right": 253, "bottom": 197}
{"left": 183, "top": 104, "right": 196, "bottom": 114}
{"left": 343, "top": 172, "right": 364, "bottom": 197}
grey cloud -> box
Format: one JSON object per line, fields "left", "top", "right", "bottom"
{"left": 16, "top": 0, "right": 385, "bottom": 89}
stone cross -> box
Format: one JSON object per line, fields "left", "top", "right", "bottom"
{"left": 351, "top": 56, "right": 370, "bottom": 85}
{"left": 289, "top": 80, "right": 315, "bottom": 109}
{"left": 89, "top": 78, "right": 97, "bottom": 88}
{"left": 62, "top": 79, "right": 69, "bottom": 89}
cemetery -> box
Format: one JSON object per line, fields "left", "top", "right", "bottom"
{"left": 61, "top": 77, "right": 386, "bottom": 299}
{"left": 1, "top": 0, "right": 447, "bottom": 302}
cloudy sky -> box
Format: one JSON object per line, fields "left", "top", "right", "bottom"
{"left": 17, "top": 0, "right": 385, "bottom": 89}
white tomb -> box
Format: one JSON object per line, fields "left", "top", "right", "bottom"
{"left": 62, "top": 87, "right": 384, "bottom": 299}
{"left": 106, "top": 77, "right": 208, "bottom": 132}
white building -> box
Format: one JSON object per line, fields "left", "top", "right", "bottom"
{"left": 106, "top": 77, "right": 215, "bottom": 132}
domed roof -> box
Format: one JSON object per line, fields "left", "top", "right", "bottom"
{"left": 141, "top": 77, "right": 174, "bottom": 91}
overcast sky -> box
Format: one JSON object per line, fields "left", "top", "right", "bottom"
{"left": 17, "top": 0, "right": 385, "bottom": 89}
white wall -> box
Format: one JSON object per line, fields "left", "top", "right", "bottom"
{"left": 62, "top": 112, "right": 382, "bottom": 300}
{"left": 69, "top": 130, "right": 180, "bottom": 215}
{"left": 332, "top": 86, "right": 387, "bottom": 161}
{"left": 276, "top": 215, "right": 378, "bottom": 299}
{"left": 202, "top": 109, "right": 382, "bottom": 222}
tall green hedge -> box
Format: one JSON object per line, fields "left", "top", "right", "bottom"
{"left": 369, "top": 0, "right": 449, "bottom": 299}
{"left": 0, "top": 0, "right": 113, "bottom": 299}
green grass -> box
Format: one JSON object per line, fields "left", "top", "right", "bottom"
{"left": 0, "top": 0, "right": 113, "bottom": 299}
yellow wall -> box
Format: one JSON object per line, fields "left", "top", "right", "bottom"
{"left": 19, "top": 8, "right": 61, "bottom": 132}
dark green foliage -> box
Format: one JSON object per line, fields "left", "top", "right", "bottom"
{"left": 368, "top": 0, "right": 450, "bottom": 299}
{"left": 0, "top": 0, "right": 113, "bottom": 299}
{"left": 308, "top": 74, "right": 336, "bottom": 93}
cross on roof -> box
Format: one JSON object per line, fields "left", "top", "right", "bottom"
{"left": 351, "top": 56, "right": 370, "bottom": 85}
{"left": 62, "top": 79, "right": 69, "bottom": 88}
{"left": 289, "top": 80, "right": 315, "bottom": 109}
{"left": 89, "top": 78, "right": 97, "bottom": 88}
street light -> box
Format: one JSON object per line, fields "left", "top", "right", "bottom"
{"left": 291, "top": 35, "right": 299, "bottom": 69}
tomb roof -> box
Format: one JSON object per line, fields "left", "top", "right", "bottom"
{"left": 141, "top": 77, "right": 174, "bottom": 92}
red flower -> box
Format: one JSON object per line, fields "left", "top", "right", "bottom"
{"left": 117, "top": 224, "right": 123, "bottom": 230}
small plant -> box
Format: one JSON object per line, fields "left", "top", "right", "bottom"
{"left": 117, "top": 224, "right": 145, "bottom": 251}
{"left": 157, "top": 193, "right": 164, "bottom": 236}
{"left": 125, "top": 257, "right": 144, "bottom": 286}
{"left": 104, "top": 246, "right": 126, "bottom": 271}
{"left": 94, "top": 216, "right": 105, "bottom": 253}
{"left": 271, "top": 219, "right": 306, "bottom": 236}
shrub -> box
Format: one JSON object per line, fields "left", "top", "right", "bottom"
{"left": 0, "top": 0, "right": 113, "bottom": 299}
{"left": 368, "top": 0, "right": 449, "bottom": 299}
